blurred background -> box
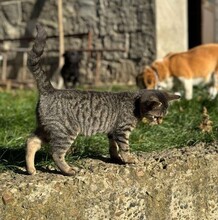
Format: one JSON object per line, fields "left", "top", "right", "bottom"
{"left": 0, "top": 0, "right": 217, "bottom": 89}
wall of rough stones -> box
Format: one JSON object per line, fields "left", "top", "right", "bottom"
{"left": 0, "top": 142, "right": 217, "bottom": 219}
{"left": 0, "top": 0, "right": 156, "bottom": 85}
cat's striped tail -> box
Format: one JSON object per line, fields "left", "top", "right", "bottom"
{"left": 28, "top": 24, "right": 54, "bottom": 93}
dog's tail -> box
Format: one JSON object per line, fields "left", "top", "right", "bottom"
{"left": 28, "top": 24, "right": 54, "bottom": 93}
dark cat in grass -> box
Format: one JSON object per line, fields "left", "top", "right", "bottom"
{"left": 26, "top": 24, "right": 180, "bottom": 176}
{"left": 61, "top": 50, "right": 82, "bottom": 88}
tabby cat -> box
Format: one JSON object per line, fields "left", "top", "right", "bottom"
{"left": 26, "top": 24, "right": 180, "bottom": 176}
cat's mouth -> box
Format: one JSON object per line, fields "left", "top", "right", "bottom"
{"left": 143, "top": 115, "right": 163, "bottom": 125}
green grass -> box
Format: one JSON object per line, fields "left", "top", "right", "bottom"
{"left": 0, "top": 86, "right": 217, "bottom": 172}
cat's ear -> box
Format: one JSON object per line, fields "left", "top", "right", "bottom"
{"left": 146, "top": 100, "right": 162, "bottom": 109}
{"left": 134, "top": 95, "right": 162, "bottom": 117}
{"left": 164, "top": 92, "right": 181, "bottom": 101}
{"left": 141, "top": 99, "right": 162, "bottom": 114}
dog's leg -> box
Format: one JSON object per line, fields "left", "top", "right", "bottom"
{"left": 166, "top": 77, "right": 174, "bottom": 90}
{"left": 209, "top": 71, "right": 218, "bottom": 99}
{"left": 182, "top": 78, "right": 193, "bottom": 100}
{"left": 214, "top": 70, "right": 218, "bottom": 98}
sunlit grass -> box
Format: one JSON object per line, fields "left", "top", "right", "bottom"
{"left": 0, "top": 86, "right": 217, "bottom": 172}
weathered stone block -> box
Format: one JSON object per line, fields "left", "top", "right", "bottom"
{"left": 0, "top": 143, "right": 217, "bottom": 219}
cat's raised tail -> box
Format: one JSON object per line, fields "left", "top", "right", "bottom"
{"left": 28, "top": 24, "right": 54, "bottom": 93}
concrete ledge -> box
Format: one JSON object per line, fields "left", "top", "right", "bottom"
{"left": 0, "top": 142, "right": 217, "bottom": 220}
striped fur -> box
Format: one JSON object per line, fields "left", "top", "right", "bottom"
{"left": 26, "top": 24, "right": 180, "bottom": 176}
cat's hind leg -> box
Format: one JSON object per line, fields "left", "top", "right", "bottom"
{"left": 26, "top": 135, "right": 42, "bottom": 175}
{"left": 50, "top": 135, "right": 79, "bottom": 176}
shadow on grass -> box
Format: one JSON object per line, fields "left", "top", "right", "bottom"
{"left": 0, "top": 145, "right": 50, "bottom": 174}
{"left": 0, "top": 145, "right": 117, "bottom": 175}
{"left": 201, "top": 97, "right": 218, "bottom": 112}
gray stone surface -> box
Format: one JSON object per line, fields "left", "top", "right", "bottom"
{"left": 0, "top": 0, "right": 156, "bottom": 85}
{"left": 0, "top": 142, "right": 217, "bottom": 219}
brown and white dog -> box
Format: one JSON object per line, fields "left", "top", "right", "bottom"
{"left": 139, "top": 44, "right": 218, "bottom": 100}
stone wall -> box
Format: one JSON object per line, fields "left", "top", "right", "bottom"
{"left": 0, "top": 142, "right": 217, "bottom": 219}
{"left": 0, "top": 0, "right": 156, "bottom": 86}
